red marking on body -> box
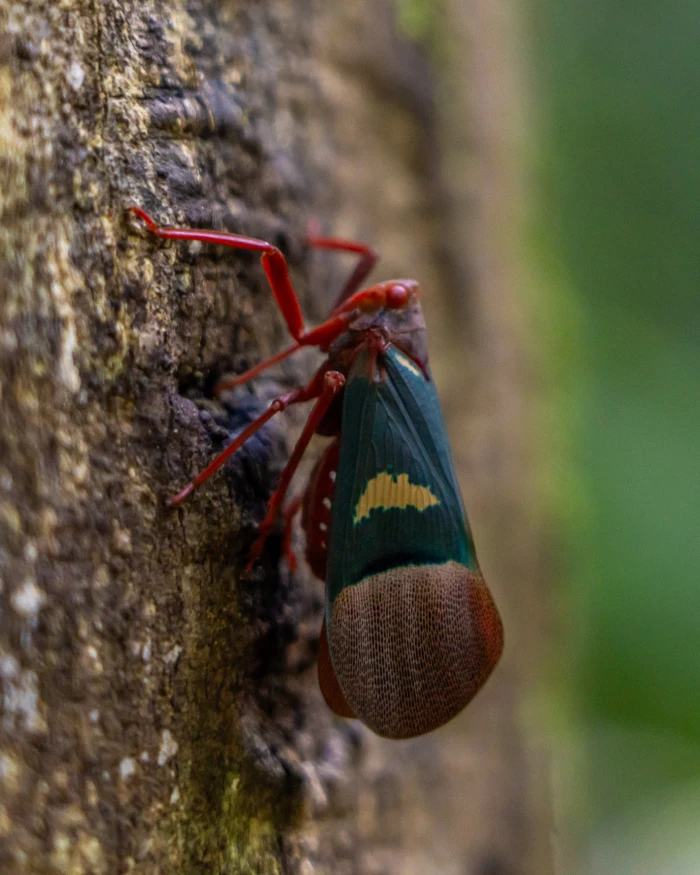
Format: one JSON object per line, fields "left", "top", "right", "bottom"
{"left": 302, "top": 440, "right": 339, "bottom": 581}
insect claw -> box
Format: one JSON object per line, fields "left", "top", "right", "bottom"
{"left": 166, "top": 483, "right": 194, "bottom": 507}
{"left": 128, "top": 205, "right": 158, "bottom": 232}
{"left": 243, "top": 522, "right": 272, "bottom": 576}
{"left": 242, "top": 550, "right": 262, "bottom": 578}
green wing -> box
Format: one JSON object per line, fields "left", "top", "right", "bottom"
{"left": 326, "top": 345, "right": 478, "bottom": 612}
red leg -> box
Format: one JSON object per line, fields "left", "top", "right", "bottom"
{"left": 167, "top": 369, "right": 328, "bottom": 508}
{"left": 244, "top": 370, "right": 345, "bottom": 574}
{"left": 215, "top": 281, "right": 418, "bottom": 393}
{"left": 214, "top": 311, "right": 353, "bottom": 394}
{"left": 281, "top": 496, "right": 303, "bottom": 572}
{"left": 130, "top": 206, "right": 305, "bottom": 341}
{"left": 307, "top": 220, "right": 379, "bottom": 309}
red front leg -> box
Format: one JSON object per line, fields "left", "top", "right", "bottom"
{"left": 214, "top": 311, "right": 353, "bottom": 393}
{"left": 130, "top": 206, "right": 360, "bottom": 393}
{"left": 214, "top": 282, "right": 417, "bottom": 393}
{"left": 130, "top": 206, "right": 306, "bottom": 341}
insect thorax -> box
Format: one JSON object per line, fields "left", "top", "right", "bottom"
{"left": 328, "top": 301, "right": 429, "bottom": 375}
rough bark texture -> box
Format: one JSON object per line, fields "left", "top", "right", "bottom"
{"left": 0, "top": 1, "right": 552, "bottom": 873}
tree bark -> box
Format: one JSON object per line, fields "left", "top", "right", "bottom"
{"left": 0, "top": 1, "right": 552, "bottom": 873}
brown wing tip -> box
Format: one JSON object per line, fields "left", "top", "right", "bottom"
{"left": 327, "top": 561, "right": 503, "bottom": 739}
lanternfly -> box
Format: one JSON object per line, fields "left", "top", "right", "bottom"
{"left": 130, "top": 206, "right": 504, "bottom": 739}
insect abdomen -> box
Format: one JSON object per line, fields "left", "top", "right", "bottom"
{"left": 327, "top": 560, "right": 503, "bottom": 739}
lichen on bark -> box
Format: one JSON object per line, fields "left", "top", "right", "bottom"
{"left": 1, "top": 2, "right": 332, "bottom": 872}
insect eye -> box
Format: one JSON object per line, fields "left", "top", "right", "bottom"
{"left": 386, "top": 283, "right": 409, "bottom": 308}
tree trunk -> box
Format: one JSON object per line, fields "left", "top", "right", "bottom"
{"left": 0, "top": 1, "right": 552, "bottom": 873}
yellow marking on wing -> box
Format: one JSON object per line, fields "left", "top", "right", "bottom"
{"left": 393, "top": 351, "right": 422, "bottom": 377}
{"left": 354, "top": 472, "right": 440, "bottom": 524}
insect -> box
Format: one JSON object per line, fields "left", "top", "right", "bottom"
{"left": 130, "top": 205, "right": 504, "bottom": 739}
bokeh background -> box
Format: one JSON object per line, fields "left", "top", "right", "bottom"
{"left": 363, "top": 0, "right": 700, "bottom": 869}
{"left": 528, "top": 0, "right": 700, "bottom": 871}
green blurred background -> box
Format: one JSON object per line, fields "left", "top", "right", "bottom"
{"left": 530, "top": 0, "right": 700, "bottom": 870}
